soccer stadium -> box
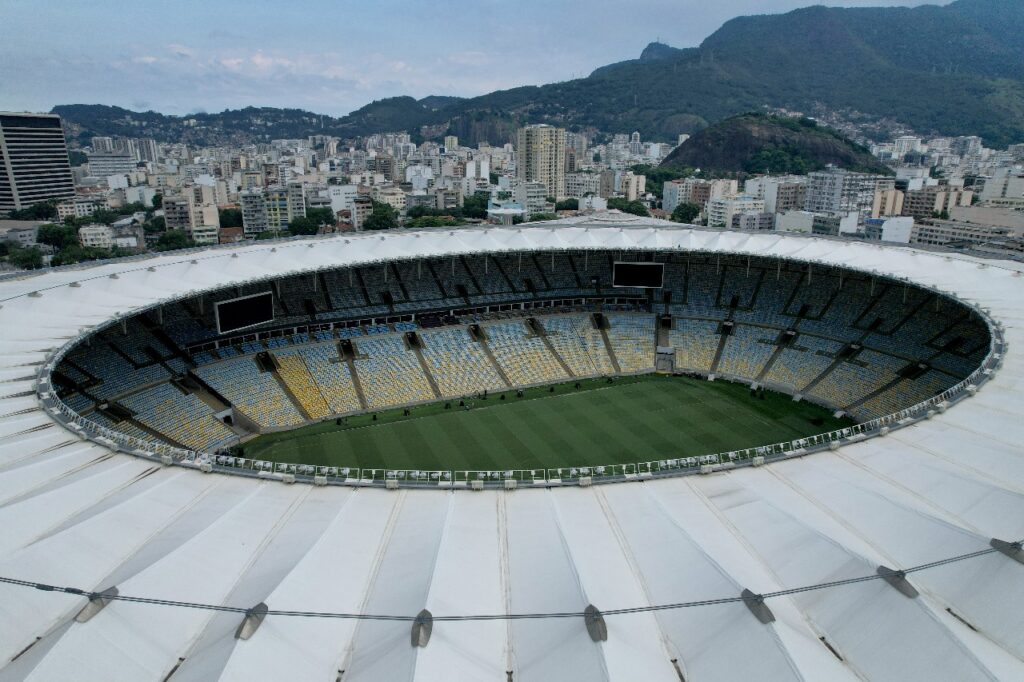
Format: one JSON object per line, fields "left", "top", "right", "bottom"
{"left": 1, "top": 214, "right": 1022, "bottom": 681}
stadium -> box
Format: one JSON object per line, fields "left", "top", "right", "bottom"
{"left": 0, "top": 213, "right": 1022, "bottom": 681}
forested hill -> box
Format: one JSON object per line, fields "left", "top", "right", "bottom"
{"left": 659, "top": 114, "right": 893, "bottom": 176}
{"left": 54, "top": 0, "right": 1024, "bottom": 148}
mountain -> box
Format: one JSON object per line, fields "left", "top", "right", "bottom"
{"left": 659, "top": 113, "right": 892, "bottom": 176}
{"left": 53, "top": 0, "right": 1024, "bottom": 148}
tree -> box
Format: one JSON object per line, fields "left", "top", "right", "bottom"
{"left": 51, "top": 244, "right": 113, "bottom": 266}
{"left": 527, "top": 213, "right": 558, "bottom": 222}
{"left": 143, "top": 217, "right": 165, "bottom": 234}
{"left": 555, "top": 198, "right": 579, "bottom": 211}
{"left": 288, "top": 216, "right": 318, "bottom": 235}
{"left": 607, "top": 197, "right": 649, "bottom": 216}
{"left": 363, "top": 201, "right": 398, "bottom": 230}
{"left": 305, "top": 207, "right": 336, "bottom": 228}
{"left": 6, "top": 244, "right": 43, "bottom": 270}
{"left": 219, "top": 208, "right": 242, "bottom": 228}
{"left": 461, "top": 194, "right": 489, "bottom": 219}
{"left": 671, "top": 202, "right": 702, "bottom": 224}
{"left": 6, "top": 200, "right": 58, "bottom": 221}
{"left": 152, "top": 194, "right": 163, "bottom": 209}
{"left": 37, "top": 224, "right": 79, "bottom": 250}
{"left": 154, "top": 230, "right": 195, "bottom": 252}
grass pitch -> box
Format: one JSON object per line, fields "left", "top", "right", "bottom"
{"left": 242, "top": 374, "right": 851, "bottom": 472}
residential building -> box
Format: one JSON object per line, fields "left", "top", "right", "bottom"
{"left": 871, "top": 189, "right": 905, "bottom": 218}
{"left": 912, "top": 219, "right": 1014, "bottom": 247}
{"left": 514, "top": 181, "right": 552, "bottom": 219}
{"left": 162, "top": 194, "right": 194, "bottom": 231}
{"left": 78, "top": 224, "right": 114, "bottom": 248}
{"left": 775, "top": 211, "right": 816, "bottom": 234}
{"left": 980, "top": 168, "right": 1024, "bottom": 202}
{"left": 864, "top": 216, "right": 914, "bottom": 244}
{"left": 56, "top": 195, "right": 108, "bottom": 221}
{"left": 516, "top": 125, "right": 566, "bottom": 200}
{"left": 744, "top": 176, "right": 807, "bottom": 213}
{"left": 663, "top": 178, "right": 737, "bottom": 214}
{"left": 443, "top": 136, "right": 459, "bottom": 152}
{"left": 618, "top": 171, "right": 646, "bottom": 202}
{"left": 732, "top": 212, "right": 775, "bottom": 230}
{"left": 811, "top": 211, "right": 860, "bottom": 237}
{"left": 707, "top": 195, "right": 764, "bottom": 228}
{"left": 0, "top": 112, "right": 75, "bottom": 212}
{"left": 351, "top": 195, "right": 373, "bottom": 230}
{"left": 901, "top": 185, "right": 972, "bottom": 220}
{"left": 86, "top": 151, "right": 136, "bottom": 178}
{"left": 804, "top": 168, "right": 895, "bottom": 223}
{"left": 566, "top": 172, "right": 602, "bottom": 198}
{"left": 240, "top": 189, "right": 269, "bottom": 235}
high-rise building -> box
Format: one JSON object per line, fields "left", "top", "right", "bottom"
{"left": 0, "top": 112, "right": 75, "bottom": 213}
{"left": 86, "top": 151, "right": 136, "bottom": 178}
{"left": 443, "top": 136, "right": 459, "bottom": 152}
{"left": 516, "top": 125, "right": 566, "bottom": 200}
{"left": 707, "top": 195, "right": 765, "bottom": 228}
{"left": 240, "top": 189, "right": 269, "bottom": 235}
{"left": 804, "top": 168, "right": 895, "bottom": 223}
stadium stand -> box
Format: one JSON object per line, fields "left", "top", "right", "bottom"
{"left": 420, "top": 327, "right": 507, "bottom": 397}
{"left": 352, "top": 335, "right": 436, "bottom": 409}
{"left": 605, "top": 313, "right": 656, "bottom": 373}
{"left": 670, "top": 319, "right": 719, "bottom": 373}
{"left": 53, "top": 249, "right": 992, "bottom": 452}
{"left": 194, "top": 358, "right": 305, "bottom": 428}
{"left": 542, "top": 315, "right": 616, "bottom": 377}
{"left": 716, "top": 325, "right": 776, "bottom": 378}
{"left": 485, "top": 321, "right": 569, "bottom": 385}
{"left": 120, "top": 383, "right": 237, "bottom": 451}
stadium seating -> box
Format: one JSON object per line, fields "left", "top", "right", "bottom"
{"left": 605, "top": 313, "right": 656, "bottom": 373}
{"left": 716, "top": 325, "right": 775, "bottom": 378}
{"left": 807, "top": 349, "right": 905, "bottom": 408}
{"left": 763, "top": 336, "right": 844, "bottom": 392}
{"left": 352, "top": 335, "right": 435, "bottom": 409}
{"left": 195, "top": 358, "right": 305, "bottom": 428}
{"left": 121, "top": 383, "right": 237, "bottom": 451}
{"left": 419, "top": 327, "right": 506, "bottom": 397}
{"left": 542, "top": 315, "right": 616, "bottom": 377}
{"left": 485, "top": 321, "right": 569, "bottom": 385}
{"left": 56, "top": 250, "right": 994, "bottom": 456}
{"left": 670, "top": 319, "right": 719, "bottom": 373}
{"left": 68, "top": 344, "right": 169, "bottom": 400}
{"left": 274, "top": 353, "right": 332, "bottom": 419}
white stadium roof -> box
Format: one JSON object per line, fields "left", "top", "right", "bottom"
{"left": 1, "top": 215, "right": 1022, "bottom": 681}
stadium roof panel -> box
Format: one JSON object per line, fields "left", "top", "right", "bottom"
{"left": 1, "top": 219, "right": 1022, "bottom": 681}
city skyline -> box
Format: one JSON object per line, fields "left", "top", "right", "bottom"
{"left": 1, "top": 0, "right": 950, "bottom": 117}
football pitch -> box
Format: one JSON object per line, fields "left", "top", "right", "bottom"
{"left": 242, "top": 374, "right": 852, "bottom": 472}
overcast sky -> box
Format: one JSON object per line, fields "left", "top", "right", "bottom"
{"left": 0, "top": 0, "right": 951, "bottom": 117}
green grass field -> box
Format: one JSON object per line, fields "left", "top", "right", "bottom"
{"left": 242, "top": 374, "right": 852, "bottom": 471}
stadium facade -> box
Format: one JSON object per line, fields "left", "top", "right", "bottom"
{"left": 0, "top": 214, "right": 1022, "bottom": 681}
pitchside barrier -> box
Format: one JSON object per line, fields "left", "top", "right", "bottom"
{"left": 35, "top": 316, "right": 1006, "bottom": 490}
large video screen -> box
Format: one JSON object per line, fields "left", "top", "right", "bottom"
{"left": 215, "top": 291, "right": 274, "bottom": 334}
{"left": 613, "top": 262, "right": 664, "bottom": 288}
